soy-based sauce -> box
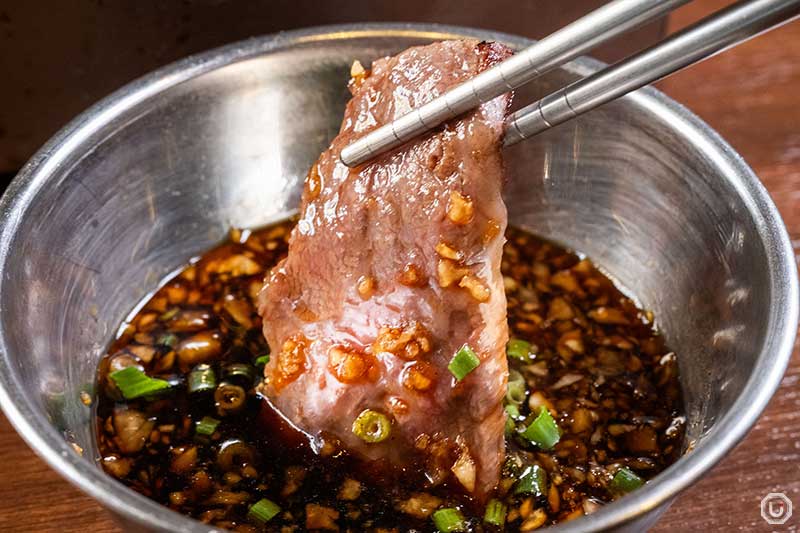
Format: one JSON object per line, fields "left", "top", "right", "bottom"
{"left": 96, "top": 220, "right": 684, "bottom": 532}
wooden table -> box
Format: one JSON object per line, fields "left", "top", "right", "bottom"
{"left": 1, "top": 2, "right": 798, "bottom": 531}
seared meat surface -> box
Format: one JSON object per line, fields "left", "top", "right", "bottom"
{"left": 258, "top": 39, "right": 512, "bottom": 499}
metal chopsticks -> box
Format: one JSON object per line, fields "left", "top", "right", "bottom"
{"left": 505, "top": 0, "right": 800, "bottom": 146}
{"left": 341, "top": 0, "right": 800, "bottom": 167}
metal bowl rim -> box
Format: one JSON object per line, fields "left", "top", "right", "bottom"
{"left": 0, "top": 22, "right": 795, "bottom": 532}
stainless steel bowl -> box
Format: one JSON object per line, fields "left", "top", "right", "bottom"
{"left": 0, "top": 24, "right": 796, "bottom": 532}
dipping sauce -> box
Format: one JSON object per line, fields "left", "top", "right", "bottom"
{"left": 95, "top": 220, "right": 684, "bottom": 532}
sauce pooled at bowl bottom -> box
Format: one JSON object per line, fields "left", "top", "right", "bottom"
{"left": 96, "top": 218, "right": 685, "bottom": 532}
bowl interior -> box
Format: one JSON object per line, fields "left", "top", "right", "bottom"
{"left": 0, "top": 26, "right": 794, "bottom": 532}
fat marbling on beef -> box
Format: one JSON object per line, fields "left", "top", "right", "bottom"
{"left": 258, "top": 39, "right": 512, "bottom": 499}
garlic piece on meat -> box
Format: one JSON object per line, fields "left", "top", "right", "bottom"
{"left": 437, "top": 258, "right": 469, "bottom": 288}
{"left": 435, "top": 241, "right": 463, "bottom": 261}
{"left": 447, "top": 190, "right": 474, "bottom": 225}
{"left": 273, "top": 334, "right": 308, "bottom": 389}
{"left": 483, "top": 219, "right": 501, "bottom": 243}
{"left": 357, "top": 275, "right": 376, "bottom": 300}
{"left": 398, "top": 263, "right": 427, "bottom": 287}
{"left": 373, "top": 323, "right": 432, "bottom": 360}
{"left": 459, "top": 275, "right": 490, "bottom": 302}
{"left": 328, "top": 345, "right": 371, "bottom": 383}
{"left": 349, "top": 60, "right": 368, "bottom": 88}
{"left": 402, "top": 361, "right": 435, "bottom": 392}
{"left": 350, "top": 60, "right": 366, "bottom": 78}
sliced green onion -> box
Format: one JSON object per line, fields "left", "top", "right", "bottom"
{"left": 254, "top": 354, "right": 270, "bottom": 368}
{"left": 515, "top": 464, "right": 547, "bottom": 496}
{"left": 610, "top": 467, "right": 644, "bottom": 495}
{"left": 352, "top": 409, "right": 391, "bottom": 443}
{"left": 505, "top": 418, "right": 515, "bottom": 435}
{"left": 215, "top": 382, "right": 247, "bottom": 416}
{"left": 506, "top": 369, "right": 526, "bottom": 405}
{"left": 483, "top": 499, "right": 507, "bottom": 526}
{"left": 188, "top": 363, "right": 216, "bottom": 394}
{"left": 504, "top": 403, "right": 519, "bottom": 435}
{"left": 447, "top": 344, "right": 480, "bottom": 381}
{"left": 109, "top": 367, "right": 171, "bottom": 399}
{"left": 520, "top": 406, "right": 561, "bottom": 450}
{"left": 432, "top": 507, "right": 466, "bottom": 532}
{"left": 223, "top": 363, "right": 256, "bottom": 386}
{"left": 247, "top": 497, "right": 280, "bottom": 525}
{"left": 505, "top": 403, "right": 520, "bottom": 419}
{"left": 156, "top": 333, "right": 178, "bottom": 348}
{"left": 195, "top": 416, "right": 220, "bottom": 437}
{"left": 507, "top": 338, "right": 532, "bottom": 360}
